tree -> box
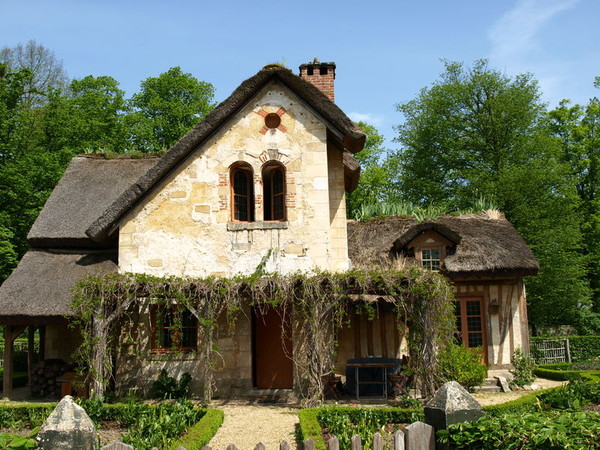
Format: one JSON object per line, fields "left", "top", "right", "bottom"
{"left": 0, "top": 63, "right": 33, "bottom": 160}
{"left": 0, "top": 40, "right": 68, "bottom": 107}
{"left": 395, "top": 60, "right": 590, "bottom": 328}
{"left": 346, "top": 121, "right": 400, "bottom": 217}
{"left": 127, "top": 67, "right": 215, "bottom": 151}
{"left": 548, "top": 97, "right": 600, "bottom": 321}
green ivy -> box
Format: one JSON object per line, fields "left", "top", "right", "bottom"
{"left": 71, "top": 267, "right": 455, "bottom": 404}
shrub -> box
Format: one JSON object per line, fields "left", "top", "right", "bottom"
{"left": 438, "top": 411, "right": 600, "bottom": 449}
{"left": 437, "top": 344, "right": 487, "bottom": 390}
{"left": 313, "top": 407, "right": 423, "bottom": 450}
{"left": 151, "top": 369, "right": 192, "bottom": 399}
{"left": 510, "top": 348, "right": 536, "bottom": 387}
{"left": 169, "top": 409, "right": 223, "bottom": 450}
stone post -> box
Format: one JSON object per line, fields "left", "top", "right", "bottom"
{"left": 424, "top": 381, "right": 485, "bottom": 449}
{"left": 37, "top": 395, "right": 96, "bottom": 449}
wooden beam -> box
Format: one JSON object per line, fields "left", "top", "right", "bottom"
{"left": 39, "top": 325, "right": 46, "bottom": 361}
{"left": 27, "top": 326, "right": 35, "bottom": 389}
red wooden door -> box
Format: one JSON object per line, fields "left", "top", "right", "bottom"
{"left": 253, "top": 306, "right": 293, "bottom": 389}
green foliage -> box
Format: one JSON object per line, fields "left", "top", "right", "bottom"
{"left": 297, "top": 409, "right": 325, "bottom": 450}
{"left": 0, "top": 432, "right": 36, "bottom": 449}
{"left": 0, "top": 404, "right": 55, "bottom": 429}
{"left": 438, "top": 411, "right": 600, "bottom": 449}
{"left": 127, "top": 66, "right": 215, "bottom": 152}
{"left": 394, "top": 59, "right": 591, "bottom": 328}
{"left": 169, "top": 408, "right": 223, "bottom": 450}
{"left": 151, "top": 369, "right": 192, "bottom": 399}
{"left": 72, "top": 268, "right": 455, "bottom": 404}
{"left": 548, "top": 98, "right": 600, "bottom": 319}
{"left": 437, "top": 344, "right": 487, "bottom": 390}
{"left": 510, "top": 348, "right": 537, "bottom": 387}
{"left": 121, "top": 400, "right": 204, "bottom": 450}
{"left": 0, "top": 370, "right": 31, "bottom": 389}
{"left": 346, "top": 122, "right": 400, "bottom": 217}
{"left": 537, "top": 380, "right": 600, "bottom": 410}
{"left": 314, "top": 407, "right": 423, "bottom": 450}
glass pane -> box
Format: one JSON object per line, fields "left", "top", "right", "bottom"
{"left": 273, "top": 194, "right": 284, "bottom": 220}
{"left": 158, "top": 328, "right": 172, "bottom": 348}
{"left": 468, "top": 333, "right": 483, "bottom": 348}
{"left": 467, "top": 301, "right": 481, "bottom": 316}
{"left": 234, "top": 171, "right": 248, "bottom": 195}
{"left": 430, "top": 249, "right": 440, "bottom": 259}
{"left": 422, "top": 249, "right": 431, "bottom": 259}
{"left": 273, "top": 169, "right": 284, "bottom": 194}
{"left": 181, "top": 327, "right": 197, "bottom": 348}
{"left": 467, "top": 316, "right": 482, "bottom": 332}
{"left": 234, "top": 195, "right": 248, "bottom": 221}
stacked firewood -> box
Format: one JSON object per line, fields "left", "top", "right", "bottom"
{"left": 29, "top": 359, "right": 71, "bottom": 397}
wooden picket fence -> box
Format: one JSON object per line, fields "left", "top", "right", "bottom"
{"left": 99, "top": 421, "right": 435, "bottom": 450}
{"left": 532, "top": 338, "right": 571, "bottom": 364}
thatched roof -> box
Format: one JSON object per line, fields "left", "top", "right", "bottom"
{"left": 86, "top": 65, "right": 366, "bottom": 242}
{"left": 0, "top": 249, "right": 117, "bottom": 322}
{"left": 347, "top": 215, "right": 539, "bottom": 277}
{"left": 28, "top": 155, "right": 158, "bottom": 248}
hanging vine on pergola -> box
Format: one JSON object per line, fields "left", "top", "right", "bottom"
{"left": 70, "top": 267, "right": 455, "bottom": 405}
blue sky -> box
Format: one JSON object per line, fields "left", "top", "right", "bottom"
{"left": 1, "top": 0, "right": 598, "bottom": 146}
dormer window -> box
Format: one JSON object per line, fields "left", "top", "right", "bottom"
{"left": 262, "top": 162, "right": 286, "bottom": 221}
{"left": 231, "top": 163, "right": 254, "bottom": 222}
{"left": 422, "top": 248, "right": 441, "bottom": 271}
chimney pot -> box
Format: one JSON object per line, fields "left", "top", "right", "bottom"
{"left": 299, "top": 60, "right": 336, "bottom": 102}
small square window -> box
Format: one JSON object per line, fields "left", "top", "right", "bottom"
{"left": 151, "top": 305, "right": 198, "bottom": 353}
{"left": 422, "top": 249, "right": 441, "bottom": 271}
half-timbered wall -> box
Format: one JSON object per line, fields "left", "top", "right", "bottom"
{"left": 454, "top": 278, "right": 529, "bottom": 368}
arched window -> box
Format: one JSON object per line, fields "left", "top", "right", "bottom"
{"left": 231, "top": 163, "right": 254, "bottom": 222}
{"left": 262, "top": 163, "right": 286, "bottom": 221}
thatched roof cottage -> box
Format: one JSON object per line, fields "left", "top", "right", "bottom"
{"left": 0, "top": 61, "right": 537, "bottom": 399}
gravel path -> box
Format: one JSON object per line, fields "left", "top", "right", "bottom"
{"left": 209, "top": 401, "right": 299, "bottom": 450}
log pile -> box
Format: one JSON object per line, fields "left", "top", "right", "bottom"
{"left": 30, "top": 359, "right": 71, "bottom": 397}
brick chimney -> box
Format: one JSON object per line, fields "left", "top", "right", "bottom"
{"left": 299, "top": 58, "right": 336, "bottom": 102}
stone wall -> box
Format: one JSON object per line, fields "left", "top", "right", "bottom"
{"left": 115, "top": 300, "right": 253, "bottom": 398}
{"left": 118, "top": 80, "right": 349, "bottom": 278}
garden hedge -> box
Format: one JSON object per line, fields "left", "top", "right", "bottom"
{"left": 169, "top": 408, "right": 223, "bottom": 450}
{"left": 531, "top": 335, "right": 600, "bottom": 362}
{"left": 534, "top": 364, "right": 600, "bottom": 383}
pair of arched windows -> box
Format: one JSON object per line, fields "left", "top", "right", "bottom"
{"left": 231, "top": 162, "right": 286, "bottom": 222}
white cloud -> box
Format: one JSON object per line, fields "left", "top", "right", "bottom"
{"left": 489, "top": 0, "right": 579, "bottom": 63}
{"left": 348, "top": 112, "right": 385, "bottom": 126}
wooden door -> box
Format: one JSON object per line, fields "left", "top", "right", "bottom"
{"left": 253, "top": 306, "right": 293, "bottom": 389}
{"left": 453, "top": 297, "right": 488, "bottom": 364}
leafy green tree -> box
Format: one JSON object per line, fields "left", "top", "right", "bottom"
{"left": 346, "top": 121, "right": 400, "bottom": 217}
{"left": 127, "top": 67, "right": 215, "bottom": 151}
{"left": 394, "top": 60, "right": 590, "bottom": 328}
{"left": 42, "top": 76, "right": 128, "bottom": 154}
{"left": 548, "top": 97, "right": 600, "bottom": 322}
{"left": 0, "top": 63, "right": 33, "bottom": 160}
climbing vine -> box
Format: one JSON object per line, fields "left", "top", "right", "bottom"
{"left": 70, "top": 267, "right": 454, "bottom": 404}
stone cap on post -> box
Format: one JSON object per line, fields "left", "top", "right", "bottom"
{"left": 37, "top": 395, "right": 96, "bottom": 450}
{"left": 424, "top": 381, "right": 485, "bottom": 432}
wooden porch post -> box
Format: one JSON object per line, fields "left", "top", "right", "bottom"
{"left": 27, "top": 326, "right": 36, "bottom": 389}
{"left": 3, "top": 325, "right": 26, "bottom": 399}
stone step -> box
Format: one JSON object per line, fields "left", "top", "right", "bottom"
{"left": 245, "top": 389, "right": 294, "bottom": 403}
{"left": 472, "top": 378, "right": 502, "bottom": 393}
